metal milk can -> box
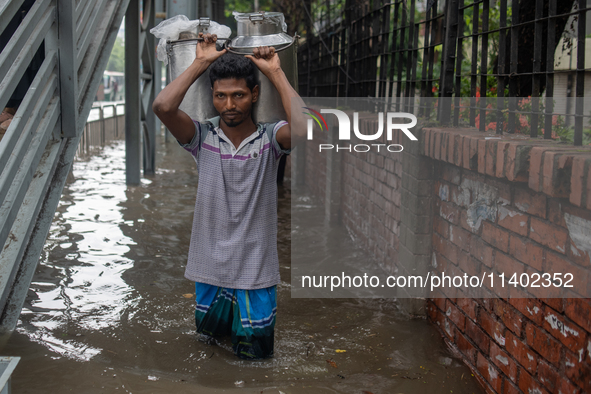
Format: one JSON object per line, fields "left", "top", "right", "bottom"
{"left": 226, "top": 12, "right": 298, "bottom": 124}
{"left": 166, "top": 18, "right": 225, "bottom": 122}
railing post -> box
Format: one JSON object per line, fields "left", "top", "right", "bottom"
{"left": 46, "top": 0, "right": 59, "bottom": 139}
{"left": 544, "top": 0, "right": 556, "bottom": 139}
{"left": 507, "top": 0, "right": 519, "bottom": 134}
{"left": 99, "top": 105, "right": 105, "bottom": 145}
{"left": 141, "top": 0, "right": 156, "bottom": 175}
{"left": 85, "top": 123, "right": 88, "bottom": 154}
{"left": 57, "top": 0, "right": 78, "bottom": 138}
{"left": 154, "top": 0, "right": 165, "bottom": 139}
{"left": 531, "top": 0, "right": 543, "bottom": 137}
{"left": 439, "top": 0, "right": 459, "bottom": 125}
{"left": 574, "top": 0, "right": 586, "bottom": 146}
{"left": 114, "top": 104, "right": 118, "bottom": 138}
{"left": 125, "top": 0, "right": 141, "bottom": 185}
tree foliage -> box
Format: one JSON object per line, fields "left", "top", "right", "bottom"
{"left": 106, "top": 37, "right": 125, "bottom": 72}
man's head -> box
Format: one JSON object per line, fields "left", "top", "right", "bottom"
{"left": 209, "top": 54, "right": 259, "bottom": 127}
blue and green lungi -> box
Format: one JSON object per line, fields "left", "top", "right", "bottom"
{"left": 194, "top": 281, "right": 277, "bottom": 359}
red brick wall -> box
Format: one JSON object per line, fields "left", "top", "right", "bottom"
{"left": 303, "top": 131, "right": 327, "bottom": 203}
{"left": 295, "top": 121, "right": 591, "bottom": 393}
{"left": 300, "top": 117, "right": 405, "bottom": 274}
{"left": 424, "top": 128, "right": 591, "bottom": 394}
{"left": 341, "top": 143, "right": 403, "bottom": 274}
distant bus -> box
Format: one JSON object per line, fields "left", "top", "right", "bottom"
{"left": 95, "top": 71, "right": 124, "bottom": 102}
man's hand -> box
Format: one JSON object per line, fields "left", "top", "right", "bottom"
{"left": 245, "top": 46, "right": 282, "bottom": 79}
{"left": 245, "top": 45, "right": 307, "bottom": 150}
{"left": 195, "top": 32, "right": 226, "bottom": 65}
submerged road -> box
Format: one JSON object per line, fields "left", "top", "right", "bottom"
{"left": 1, "top": 134, "right": 483, "bottom": 393}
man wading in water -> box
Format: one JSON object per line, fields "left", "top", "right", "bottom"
{"left": 152, "top": 33, "right": 305, "bottom": 359}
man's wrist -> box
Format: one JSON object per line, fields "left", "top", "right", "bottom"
{"left": 191, "top": 57, "right": 212, "bottom": 68}
{"left": 267, "top": 68, "right": 286, "bottom": 84}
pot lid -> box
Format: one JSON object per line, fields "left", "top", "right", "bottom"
{"left": 229, "top": 33, "right": 293, "bottom": 51}
{"left": 233, "top": 11, "right": 288, "bottom": 36}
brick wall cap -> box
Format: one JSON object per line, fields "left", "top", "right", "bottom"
{"left": 423, "top": 127, "right": 591, "bottom": 208}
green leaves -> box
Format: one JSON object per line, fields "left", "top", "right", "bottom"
{"left": 106, "top": 37, "right": 125, "bottom": 73}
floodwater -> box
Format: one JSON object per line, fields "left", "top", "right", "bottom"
{"left": 1, "top": 133, "right": 483, "bottom": 394}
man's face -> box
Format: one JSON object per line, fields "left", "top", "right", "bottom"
{"left": 212, "top": 78, "right": 259, "bottom": 127}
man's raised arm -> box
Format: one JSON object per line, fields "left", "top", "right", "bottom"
{"left": 152, "top": 33, "right": 226, "bottom": 144}
{"left": 246, "top": 46, "right": 306, "bottom": 151}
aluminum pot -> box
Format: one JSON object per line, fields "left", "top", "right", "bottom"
{"left": 166, "top": 18, "right": 225, "bottom": 122}
{"left": 227, "top": 12, "right": 298, "bottom": 124}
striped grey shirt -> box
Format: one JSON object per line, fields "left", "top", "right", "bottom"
{"left": 180, "top": 116, "right": 289, "bottom": 289}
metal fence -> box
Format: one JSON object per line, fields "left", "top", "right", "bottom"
{"left": 298, "top": 0, "right": 591, "bottom": 146}
{"left": 77, "top": 103, "right": 126, "bottom": 157}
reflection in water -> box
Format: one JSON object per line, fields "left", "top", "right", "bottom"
{"left": 20, "top": 143, "right": 139, "bottom": 360}
{"left": 3, "top": 136, "right": 483, "bottom": 393}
